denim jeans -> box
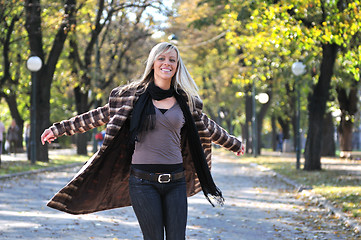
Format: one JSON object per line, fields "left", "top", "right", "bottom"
{"left": 129, "top": 173, "right": 187, "bottom": 240}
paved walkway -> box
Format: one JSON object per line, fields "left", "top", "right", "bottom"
{"left": 0, "top": 151, "right": 359, "bottom": 239}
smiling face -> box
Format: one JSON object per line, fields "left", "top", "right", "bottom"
{"left": 152, "top": 49, "right": 178, "bottom": 89}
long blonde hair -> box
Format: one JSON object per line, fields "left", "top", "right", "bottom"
{"left": 126, "top": 42, "right": 199, "bottom": 110}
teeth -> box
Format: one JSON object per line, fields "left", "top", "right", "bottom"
{"left": 162, "top": 69, "right": 171, "bottom": 72}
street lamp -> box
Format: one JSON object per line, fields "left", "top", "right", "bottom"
{"left": 257, "top": 93, "right": 269, "bottom": 104}
{"left": 168, "top": 34, "right": 178, "bottom": 45}
{"left": 292, "top": 61, "right": 306, "bottom": 169}
{"left": 27, "top": 56, "right": 42, "bottom": 164}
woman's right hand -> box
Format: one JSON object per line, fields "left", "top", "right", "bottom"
{"left": 41, "top": 128, "right": 57, "bottom": 145}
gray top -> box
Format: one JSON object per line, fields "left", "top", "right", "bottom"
{"left": 132, "top": 102, "right": 185, "bottom": 165}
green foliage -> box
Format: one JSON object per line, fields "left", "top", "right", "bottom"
{"left": 169, "top": 0, "right": 243, "bottom": 134}
{"left": 187, "top": 0, "right": 361, "bottom": 147}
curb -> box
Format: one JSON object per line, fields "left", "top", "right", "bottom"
{"left": 0, "top": 162, "right": 83, "bottom": 180}
{"left": 249, "top": 162, "right": 361, "bottom": 234}
{"left": 302, "top": 191, "right": 361, "bottom": 233}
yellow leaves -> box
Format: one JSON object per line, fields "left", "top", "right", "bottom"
{"left": 228, "top": 12, "right": 238, "bottom": 21}
{"left": 236, "top": 92, "right": 244, "bottom": 98}
{"left": 248, "top": 22, "right": 258, "bottom": 31}
{"left": 177, "top": 0, "right": 211, "bottom": 23}
{"left": 321, "top": 34, "right": 331, "bottom": 42}
{"left": 305, "top": 37, "right": 314, "bottom": 45}
{"left": 264, "top": 7, "right": 279, "bottom": 21}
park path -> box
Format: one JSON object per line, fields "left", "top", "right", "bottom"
{"left": 0, "top": 151, "right": 359, "bottom": 240}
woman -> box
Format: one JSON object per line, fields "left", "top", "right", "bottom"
{"left": 41, "top": 42, "right": 244, "bottom": 240}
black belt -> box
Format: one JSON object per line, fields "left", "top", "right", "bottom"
{"left": 131, "top": 168, "right": 185, "bottom": 183}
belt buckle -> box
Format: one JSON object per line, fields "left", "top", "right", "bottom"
{"left": 158, "top": 174, "right": 171, "bottom": 183}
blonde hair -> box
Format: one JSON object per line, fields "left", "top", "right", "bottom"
{"left": 126, "top": 42, "right": 199, "bottom": 110}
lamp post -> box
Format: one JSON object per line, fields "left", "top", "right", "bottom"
{"left": 292, "top": 61, "right": 306, "bottom": 169}
{"left": 27, "top": 56, "right": 42, "bottom": 164}
{"left": 251, "top": 80, "right": 257, "bottom": 157}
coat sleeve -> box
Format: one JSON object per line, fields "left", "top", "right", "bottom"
{"left": 200, "top": 112, "right": 242, "bottom": 153}
{"left": 50, "top": 104, "right": 110, "bottom": 137}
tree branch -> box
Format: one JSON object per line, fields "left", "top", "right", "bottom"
{"left": 47, "top": 0, "right": 77, "bottom": 76}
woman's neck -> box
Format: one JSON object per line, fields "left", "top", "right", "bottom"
{"left": 153, "top": 79, "right": 171, "bottom": 90}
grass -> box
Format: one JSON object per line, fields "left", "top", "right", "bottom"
{"left": 0, "top": 154, "right": 89, "bottom": 176}
{"left": 215, "top": 148, "right": 361, "bottom": 223}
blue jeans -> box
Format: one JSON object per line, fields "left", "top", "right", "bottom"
{"left": 129, "top": 173, "right": 187, "bottom": 240}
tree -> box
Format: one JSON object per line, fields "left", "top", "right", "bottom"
{"left": 1, "top": 1, "right": 28, "bottom": 151}
{"left": 25, "top": 0, "right": 76, "bottom": 161}
{"left": 200, "top": 0, "right": 361, "bottom": 170}
{"left": 336, "top": 80, "right": 359, "bottom": 152}
{"left": 168, "top": 0, "right": 246, "bottom": 138}
{"left": 66, "top": 0, "right": 161, "bottom": 154}
{"left": 293, "top": 1, "right": 360, "bottom": 170}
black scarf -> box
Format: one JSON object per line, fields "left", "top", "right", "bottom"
{"left": 129, "top": 82, "right": 174, "bottom": 141}
{"left": 130, "top": 82, "right": 224, "bottom": 206}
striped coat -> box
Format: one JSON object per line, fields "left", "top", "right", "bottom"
{"left": 47, "top": 85, "right": 242, "bottom": 214}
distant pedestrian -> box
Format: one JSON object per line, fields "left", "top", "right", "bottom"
{"left": 24, "top": 123, "right": 30, "bottom": 160}
{"left": 41, "top": 42, "right": 245, "bottom": 240}
{"left": 94, "top": 130, "right": 105, "bottom": 147}
{"left": 7, "top": 119, "right": 19, "bottom": 155}
{"left": 0, "top": 120, "right": 5, "bottom": 161}
{"left": 276, "top": 130, "right": 284, "bottom": 153}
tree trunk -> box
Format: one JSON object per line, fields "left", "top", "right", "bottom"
{"left": 321, "top": 112, "right": 335, "bottom": 156}
{"left": 74, "top": 86, "right": 89, "bottom": 155}
{"left": 226, "top": 117, "right": 234, "bottom": 135}
{"left": 37, "top": 70, "right": 52, "bottom": 161}
{"left": 245, "top": 85, "right": 252, "bottom": 153}
{"left": 337, "top": 84, "right": 358, "bottom": 151}
{"left": 338, "top": 115, "right": 353, "bottom": 151}
{"left": 25, "top": 0, "right": 47, "bottom": 161}
{"left": 304, "top": 43, "right": 338, "bottom": 170}
{"left": 271, "top": 115, "right": 277, "bottom": 151}
{"left": 278, "top": 117, "right": 290, "bottom": 139}
{"left": 290, "top": 87, "right": 298, "bottom": 152}
{"left": 1, "top": 10, "right": 24, "bottom": 152}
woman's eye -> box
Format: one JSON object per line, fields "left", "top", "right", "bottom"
{"left": 158, "top": 57, "right": 165, "bottom": 61}
{"left": 170, "top": 59, "right": 176, "bottom": 62}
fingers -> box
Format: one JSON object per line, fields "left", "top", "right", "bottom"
{"left": 240, "top": 144, "right": 245, "bottom": 155}
{"left": 41, "top": 129, "right": 56, "bottom": 145}
{"left": 236, "top": 144, "right": 245, "bottom": 156}
{"left": 41, "top": 130, "right": 48, "bottom": 145}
